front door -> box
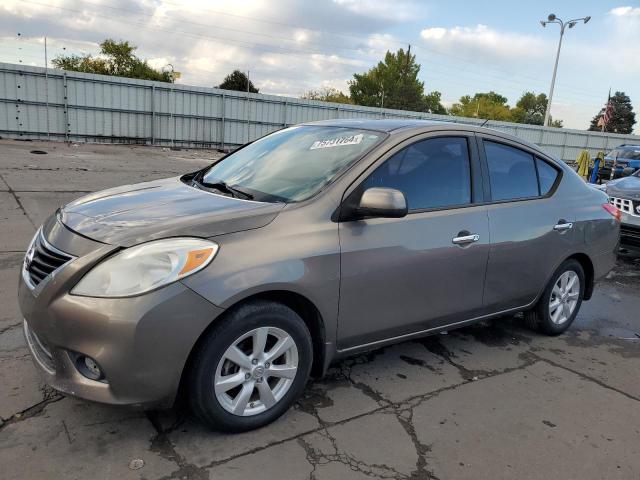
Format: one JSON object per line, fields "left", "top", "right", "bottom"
{"left": 337, "top": 133, "right": 489, "bottom": 350}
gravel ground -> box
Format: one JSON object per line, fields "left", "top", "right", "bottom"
{"left": 1, "top": 139, "right": 639, "bottom": 480}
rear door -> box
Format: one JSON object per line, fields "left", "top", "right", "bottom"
{"left": 337, "top": 132, "right": 490, "bottom": 350}
{"left": 478, "top": 134, "right": 575, "bottom": 312}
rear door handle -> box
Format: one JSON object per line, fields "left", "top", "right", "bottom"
{"left": 452, "top": 233, "right": 480, "bottom": 245}
{"left": 553, "top": 221, "right": 573, "bottom": 231}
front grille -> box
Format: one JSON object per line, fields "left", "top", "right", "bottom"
{"left": 610, "top": 196, "right": 640, "bottom": 217}
{"left": 25, "top": 230, "right": 74, "bottom": 287}
{"left": 23, "top": 320, "right": 56, "bottom": 373}
{"left": 621, "top": 224, "right": 640, "bottom": 248}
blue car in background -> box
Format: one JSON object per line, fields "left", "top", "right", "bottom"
{"left": 600, "top": 144, "right": 640, "bottom": 180}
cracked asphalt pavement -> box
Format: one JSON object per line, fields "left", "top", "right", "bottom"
{"left": 1, "top": 139, "right": 639, "bottom": 479}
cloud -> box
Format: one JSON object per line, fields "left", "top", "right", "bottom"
{"left": 609, "top": 6, "right": 640, "bottom": 17}
{"left": 584, "top": 6, "right": 640, "bottom": 76}
{"left": 0, "top": 0, "right": 402, "bottom": 99}
{"left": 365, "top": 33, "right": 401, "bottom": 56}
{"left": 1, "top": 1, "right": 638, "bottom": 131}
{"left": 419, "top": 24, "right": 546, "bottom": 64}
{"left": 332, "top": 0, "right": 423, "bottom": 22}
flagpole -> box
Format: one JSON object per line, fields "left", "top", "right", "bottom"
{"left": 599, "top": 88, "right": 611, "bottom": 133}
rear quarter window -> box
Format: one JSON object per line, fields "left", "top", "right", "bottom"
{"left": 536, "top": 158, "right": 560, "bottom": 195}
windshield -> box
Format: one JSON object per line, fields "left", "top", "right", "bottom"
{"left": 607, "top": 147, "right": 640, "bottom": 160}
{"left": 200, "top": 126, "right": 385, "bottom": 202}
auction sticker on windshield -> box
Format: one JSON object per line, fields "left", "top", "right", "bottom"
{"left": 310, "top": 134, "right": 363, "bottom": 150}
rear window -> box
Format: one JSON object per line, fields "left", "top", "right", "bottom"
{"left": 484, "top": 141, "right": 538, "bottom": 201}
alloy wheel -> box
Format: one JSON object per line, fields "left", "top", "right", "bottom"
{"left": 214, "top": 326, "right": 298, "bottom": 416}
{"left": 548, "top": 270, "right": 580, "bottom": 325}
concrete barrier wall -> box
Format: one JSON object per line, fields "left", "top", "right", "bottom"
{"left": 1, "top": 62, "right": 638, "bottom": 162}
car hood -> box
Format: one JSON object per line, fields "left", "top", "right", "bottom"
{"left": 606, "top": 175, "right": 640, "bottom": 198}
{"left": 59, "top": 177, "right": 285, "bottom": 246}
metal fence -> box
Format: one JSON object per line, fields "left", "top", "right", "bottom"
{"left": 1, "top": 62, "right": 638, "bottom": 162}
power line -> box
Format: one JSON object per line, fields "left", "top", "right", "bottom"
{"left": 21, "top": 0, "right": 375, "bottom": 57}
{"left": 21, "top": 0, "right": 605, "bottom": 99}
{"left": 15, "top": 0, "right": 609, "bottom": 105}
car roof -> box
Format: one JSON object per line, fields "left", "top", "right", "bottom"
{"left": 302, "top": 118, "right": 518, "bottom": 137}
{"left": 302, "top": 118, "right": 549, "bottom": 157}
{"left": 301, "top": 118, "right": 447, "bottom": 132}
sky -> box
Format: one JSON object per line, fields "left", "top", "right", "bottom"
{"left": 1, "top": 0, "right": 639, "bottom": 131}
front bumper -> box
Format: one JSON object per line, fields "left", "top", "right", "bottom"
{"left": 18, "top": 219, "right": 224, "bottom": 408}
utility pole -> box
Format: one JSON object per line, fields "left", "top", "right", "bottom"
{"left": 540, "top": 14, "right": 591, "bottom": 127}
{"left": 246, "top": 70, "right": 250, "bottom": 143}
{"left": 44, "top": 36, "right": 50, "bottom": 140}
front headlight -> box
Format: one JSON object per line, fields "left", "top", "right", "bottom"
{"left": 71, "top": 238, "right": 218, "bottom": 298}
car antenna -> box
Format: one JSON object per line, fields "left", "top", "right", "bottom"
{"left": 480, "top": 118, "right": 490, "bottom": 127}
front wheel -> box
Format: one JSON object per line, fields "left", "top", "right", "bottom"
{"left": 188, "top": 300, "right": 313, "bottom": 432}
{"left": 524, "top": 259, "right": 585, "bottom": 335}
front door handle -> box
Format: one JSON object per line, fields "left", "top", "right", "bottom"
{"left": 553, "top": 221, "right": 573, "bottom": 231}
{"left": 452, "top": 233, "right": 480, "bottom": 245}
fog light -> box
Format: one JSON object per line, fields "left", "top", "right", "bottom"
{"left": 74, "top": 354, "right": 104, "bottom": 381}
{"left": 84, "top": 356, "right": 101, "bottom": 376}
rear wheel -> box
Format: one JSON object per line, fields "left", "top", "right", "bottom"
{"left": 188, "top": 300, "right": 312, "bottom": 432}
{"left": 524, "top": 259, "right": 585, "bottom": 335}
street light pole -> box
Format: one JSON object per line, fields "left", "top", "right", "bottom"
{"left": 540, "top": 14, "right": 590, "bottom": 127}
{"left": 544, "top": 24, "right": 564, "bottom": 128}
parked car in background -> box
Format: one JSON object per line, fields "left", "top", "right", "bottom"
{"left": 599, "top": 144, "right": 640, "bottom": 180}
{"left": 600, "top": 169, "right": 640, "bottom": 248}
{"left": 19, "top": 120, "right": 620, "bottom": 432}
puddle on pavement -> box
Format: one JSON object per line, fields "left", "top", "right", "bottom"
{"left": 599, "top": 326, "right": 640, "bottom": 341}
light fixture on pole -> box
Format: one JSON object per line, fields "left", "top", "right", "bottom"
{"left": 540, "top": 14, "right": 591, "bottom": 127}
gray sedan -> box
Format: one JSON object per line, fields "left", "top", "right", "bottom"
{"left": 19, "top": 120, "right": 620, "bottom": 432}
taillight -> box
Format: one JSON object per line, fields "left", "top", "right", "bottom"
{"left": 602, "top": 203, "right": 621, "bottom": 222}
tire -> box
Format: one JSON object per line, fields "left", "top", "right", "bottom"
{"left": 523, "top": 259, "right": 585, "bottom": 336}
{"left": 188, "top": 300, "right": 313, "bottom": 432}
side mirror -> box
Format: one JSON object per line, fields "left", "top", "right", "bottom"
{"left": 356, "top": 187, "right": 408, "bottom": 219}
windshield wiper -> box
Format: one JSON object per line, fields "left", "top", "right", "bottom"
{"left": 197, "top": 178, "right": 254, "bottom": 200}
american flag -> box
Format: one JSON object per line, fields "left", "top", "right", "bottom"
{"left": 597, "top": 90, "right": 613, "bottom": 129}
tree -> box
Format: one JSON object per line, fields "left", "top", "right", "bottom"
{"left": 52, "top": 39, "right": 172, "bottom": 82}
{"left": 423, "top": 91, "right": 447, "bottom": 114}
{"left": 218, "top": 70, "right": 259, "bottom": 93}
{"left": 510, "top": 91, "right": 563, "bottom": 128}
{"left": 510, "top": 91, "right": 547, "bottom": 125}
{"left": 349, "top": 48, "right": 432, "bottom": 112}
{"left": 301, "top": 87, "right": 353, "bottom": 104}
{"left": 589, "top": 91, "right": 636, "bottom": 134}
{"left": 449, "top": 91, "right": 512, "bottom": 121}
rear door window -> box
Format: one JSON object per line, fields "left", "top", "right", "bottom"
{"left": 484, "top": 141, "right": 538, "bottom": 201}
